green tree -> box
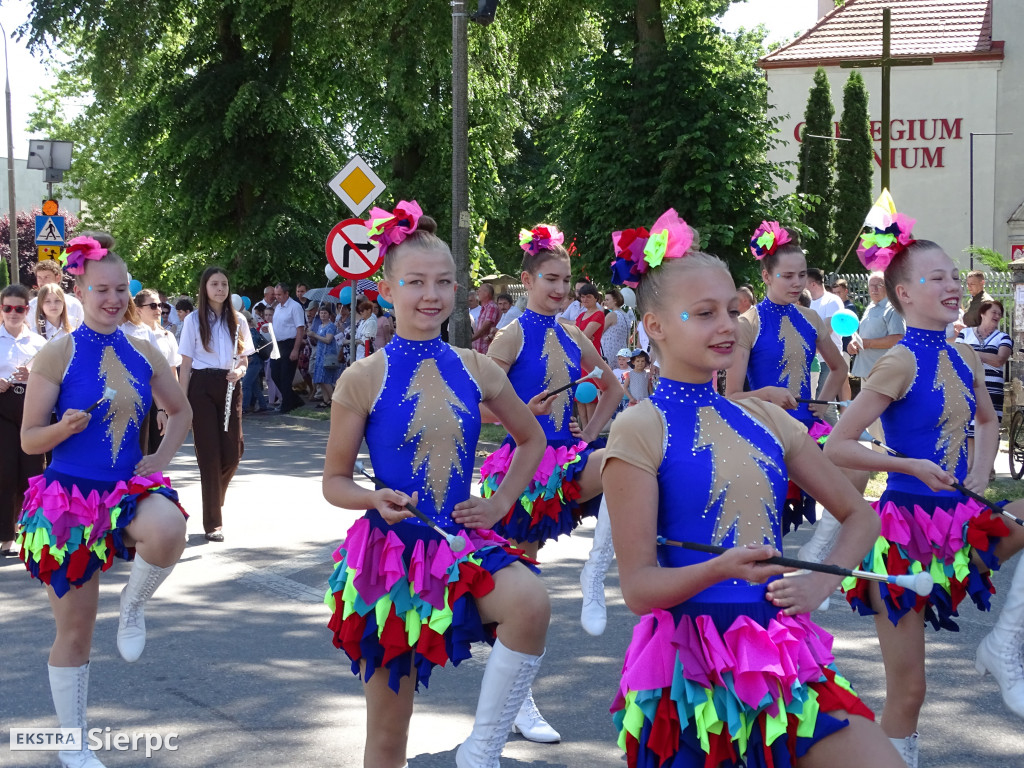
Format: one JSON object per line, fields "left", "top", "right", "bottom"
{"left": 533, "top": 0, "right": 793, "bottom": 282}
{"left": 834, "top": 70, "right": 872, "bottom": 271}
{"left": 796, "top": 67, "right": 836, "bottom": 265}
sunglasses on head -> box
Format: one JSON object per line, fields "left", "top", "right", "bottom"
{"left": 2, "top": 305, "right": 28, "bottom": 314}
{"left": 140, "top": 302, "right": 160, "bottom": 310}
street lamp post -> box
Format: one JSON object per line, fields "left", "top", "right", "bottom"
{"left": 0, "top": 22, "right": 16, "bottom": 285}
{"left": 969, "top": 131, "right": 1012, "bottom": 269}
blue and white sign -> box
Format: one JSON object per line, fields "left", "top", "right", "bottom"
{"left": 35, "top": 215, "right": 66, "bottom": 246}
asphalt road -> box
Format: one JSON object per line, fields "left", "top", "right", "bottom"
{"left": 4, "top": 413, "right": 1024, "bottom": 767}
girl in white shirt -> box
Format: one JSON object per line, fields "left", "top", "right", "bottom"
{"left": 178, "top": 267, "right": 254, "bottom": 541}
{"left": 135, "top": 289, "right": 182, "bottom": 454}
{"left": 34, "top": 284, "right": 73, "bottom": 342}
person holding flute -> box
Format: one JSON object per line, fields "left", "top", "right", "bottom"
{"left": 178, "top": 266, "right": 253, "bottom": 542}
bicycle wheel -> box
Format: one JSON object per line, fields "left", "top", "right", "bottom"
{"left": 1009, "top": 410, "right": 1024, "bottom": 480}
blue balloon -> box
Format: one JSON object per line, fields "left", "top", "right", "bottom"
{"left": 575, "top": 381, "right": 598, "bottom": 404}
{"left": 242, "top": 296, "right": 251, "bottom": 310}
{"left": 339, "top": 285, "right": 353, "bottom": 305}
{"left": 377, "top": 296, "right": 393, "bottom": 310}
{"left": 830, "top": 308, "right": 859, "bottom": 337}
{"left": 129, "top": 279, "right": 142, "bottom": 297}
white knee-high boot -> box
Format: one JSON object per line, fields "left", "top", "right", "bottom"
{"left": 117, "top": 555, "right": 174, "bottom": 662}
{"left": 797, "top": 509, "right": 842, "bottom": 610}
{"left": 976, "top": 555, "right": 1024, "bottom": 717}
{"left": 48, "top": 664, "right": 107, "bottom": 768}
{"left": 456, "top": 639, "right": 544, "bottom": 768}
{"left": 580, "top": 499, "right": 614, "bottom": 636}
{"left": 888, "top": 732, "right": 919, "bottom": 768}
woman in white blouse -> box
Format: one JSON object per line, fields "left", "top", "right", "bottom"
{"left": 354, "top": 298, "right": 378, "bottom": 360}
{"left": 178, "top": 267, "right": 254, "bottom": 542}
{"left": 0, "top": 284, "right": 47, "bottom": 556}
{"left": 135, "top": 289, "right": 182, "bottom": 454}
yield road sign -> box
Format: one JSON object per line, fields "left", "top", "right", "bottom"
{"left": 325, "top": 219, "right": 383, "bottom": 280}
{"left": 328, "top": 155, "right": 386, "bottom": 216}
{"left": 35, "top": 215, "right": 66, "bottom": 246}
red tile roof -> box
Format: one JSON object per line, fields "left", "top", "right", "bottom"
{"left": 760, "top": 0, "right": 1002, "bottom": 69}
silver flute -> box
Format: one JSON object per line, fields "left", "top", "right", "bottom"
{"left": 223, "top": 322, "right": 242, "bottom": 431}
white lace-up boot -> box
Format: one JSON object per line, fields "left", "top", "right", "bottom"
{"left": 117, "top": 555, "right": 175, "bottom": 662}
{"left": 797, "top": 509, "right": 842, "bottom": 610}
{"left": 48, "top": 664, "right": 108, "bottom": 768}
{"left": 888, "top": 732, "right": 919, "bottom": 768}
{"left": 456, "top": 640, "right": 544, "bottom": 768}
{"left": 580, "top": 501, "right": 614, "bottom": 636}
{"left": 976, "top": 556, "right": 1024, "bottom": 717}
{"left": 512, "top": 686, "right": 560, "bottom": 743}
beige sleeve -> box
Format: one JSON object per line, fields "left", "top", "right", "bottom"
{"left": 861, "top": 346, "right": 916, "bottom": 401}
{"left": 951, "top": 343, "right": 985, "bottom": 389}
{"left": 30, "top": 335, "right": 74, "bottom": 386}
{"left": 558, "top": 318, "right": 595, "bottom": 357}
{"left": 460, "top": 349, "right": 510, "bottom": 401}
{"left": 487, "top": 321, "right": 523, "bottom": 367}
{"left": 736, "top": 307, "right": 759, "bottom": 351}
{"left": 332, "top": 353, "right": 387, "bottom": 416}
{"left": 735, "top": 398, "right": 808, "bottom": 460}
{"left": 601, "top": 401, "right": 665, "bottom": 477}
{"left": 796, "top": 305, "right": 828, "bottom": 342}
{"left": 126, "top": 335, "right": 172, "bottom": 378}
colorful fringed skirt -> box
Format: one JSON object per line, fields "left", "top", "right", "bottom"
{"left": 15, "top": 469, "right": 184, "bottom": 598}
{"left": 480, "top": 435, "right": 601, "bottom": 544}
{"left": 326, "top": 510, "right": 536, "bottom": 693}
{"left": 612, "top": 598, "right": 873, "bottom": 768}
{"left": 842, "top": 490, "right": 1008, "bottom": 631}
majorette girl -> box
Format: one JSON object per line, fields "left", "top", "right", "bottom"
{"left": 479, "top": 224, "right": 619, "bottom": 736}
{"left": 603, "top": 208, "right": 904, "bottom": 768}
{"left": 826, "top": 205, "right": 1024, "bottom": 763}
{"left": 321, "top": 201, "right": 551, "bottom": 768}
{"left": 725, "top": 223, "right": 868, "bottom": 577}
{"left": 16, "top": 233, "right": 191, "bottom": 768}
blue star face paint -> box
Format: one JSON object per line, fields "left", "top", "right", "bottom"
{"left": 399, "top": 280, "right": 405, "bottom": 287}
{"left": 919, "top": 278, "right": 926, "bottom": 284}
{"left": 537, "top": 273, "right": 544, "bottom": 278}
{"left": 680, "top": 312, "right": 689, "bottom": 321}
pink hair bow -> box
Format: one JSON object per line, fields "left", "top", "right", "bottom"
{"left": 609, "top": 227, "right": 650, "bottom": 287}
{"left": 59, "top": 237, "right": 108, "bottom": 275}
{"left": 642, "top": 209, "right": 693, "bottom": 269}
{"left": 365, "top": 200, "right": 423, "bottom": 257}
{"left": 519, "top": 225, "right": 564, "bottom": 255}
{"left": 749, "top": 221, "right": 792, "bottom": 260}
{"left": 857, "top": 212, "right": 916, "bottom": 272}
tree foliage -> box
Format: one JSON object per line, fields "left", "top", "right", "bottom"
{"left": 20, "top": 0, "right": 797, "bottom": 299}
{"left": 834, "top": 70, "right": 872, "bottom": 272}
{"left": 796, "top": 67, "right": 836, "bottom": 266}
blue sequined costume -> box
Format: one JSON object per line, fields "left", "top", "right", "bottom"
{"left": 480, "top": 309, "right": 602, "bottom": 543}
{"left": 843, "top": 327, "right": 1007, "bottom": 630}
{"left": 16, "top": 325, "right": 184, "bottom": 596}
{"left": 607, "top": 379, "right": 873, "bottom": 768}
{"left": 740, "top": 298, "right": 829, "bottom": 530}
{"left": 326, "top": 335, "right": 534, "bottom": 693}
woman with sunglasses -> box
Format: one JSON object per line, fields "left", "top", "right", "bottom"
{"left": 134, "top": 290, "right": 181, "bottom": 455}
{"left": 0, "top": 285, "right": 47, "bottom": 556}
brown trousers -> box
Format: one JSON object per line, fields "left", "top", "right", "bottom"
{"left": 188, "top": 369, "right": 244, "bottom": 533}
{"left": 0, "top": 388, "right": 44, "bottom": 541}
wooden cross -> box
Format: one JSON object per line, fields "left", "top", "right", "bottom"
{"left": 841, "top": 7, "right": 933, "bottom": 190}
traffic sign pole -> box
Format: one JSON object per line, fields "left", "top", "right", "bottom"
{"left": 349, "top": 279, "right": 357, "bottom": 363}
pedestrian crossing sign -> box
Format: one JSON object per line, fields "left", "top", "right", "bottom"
{"left": 35, "top": 215, "right": 66, "bottom": 246}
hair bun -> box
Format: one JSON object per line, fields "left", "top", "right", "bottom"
{"left": 78, "top": 231, "right": 115, "bottom": 250}
{"left": 417, "top": 215, "right": 438, "bottom": 236}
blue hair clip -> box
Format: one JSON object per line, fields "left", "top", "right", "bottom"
{"left": 680, "top": 311, "right": 689, "bottom": 321}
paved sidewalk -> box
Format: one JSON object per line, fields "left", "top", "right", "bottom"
{"left": 3, "top": 413, "right": 1024, "bottom": 766}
